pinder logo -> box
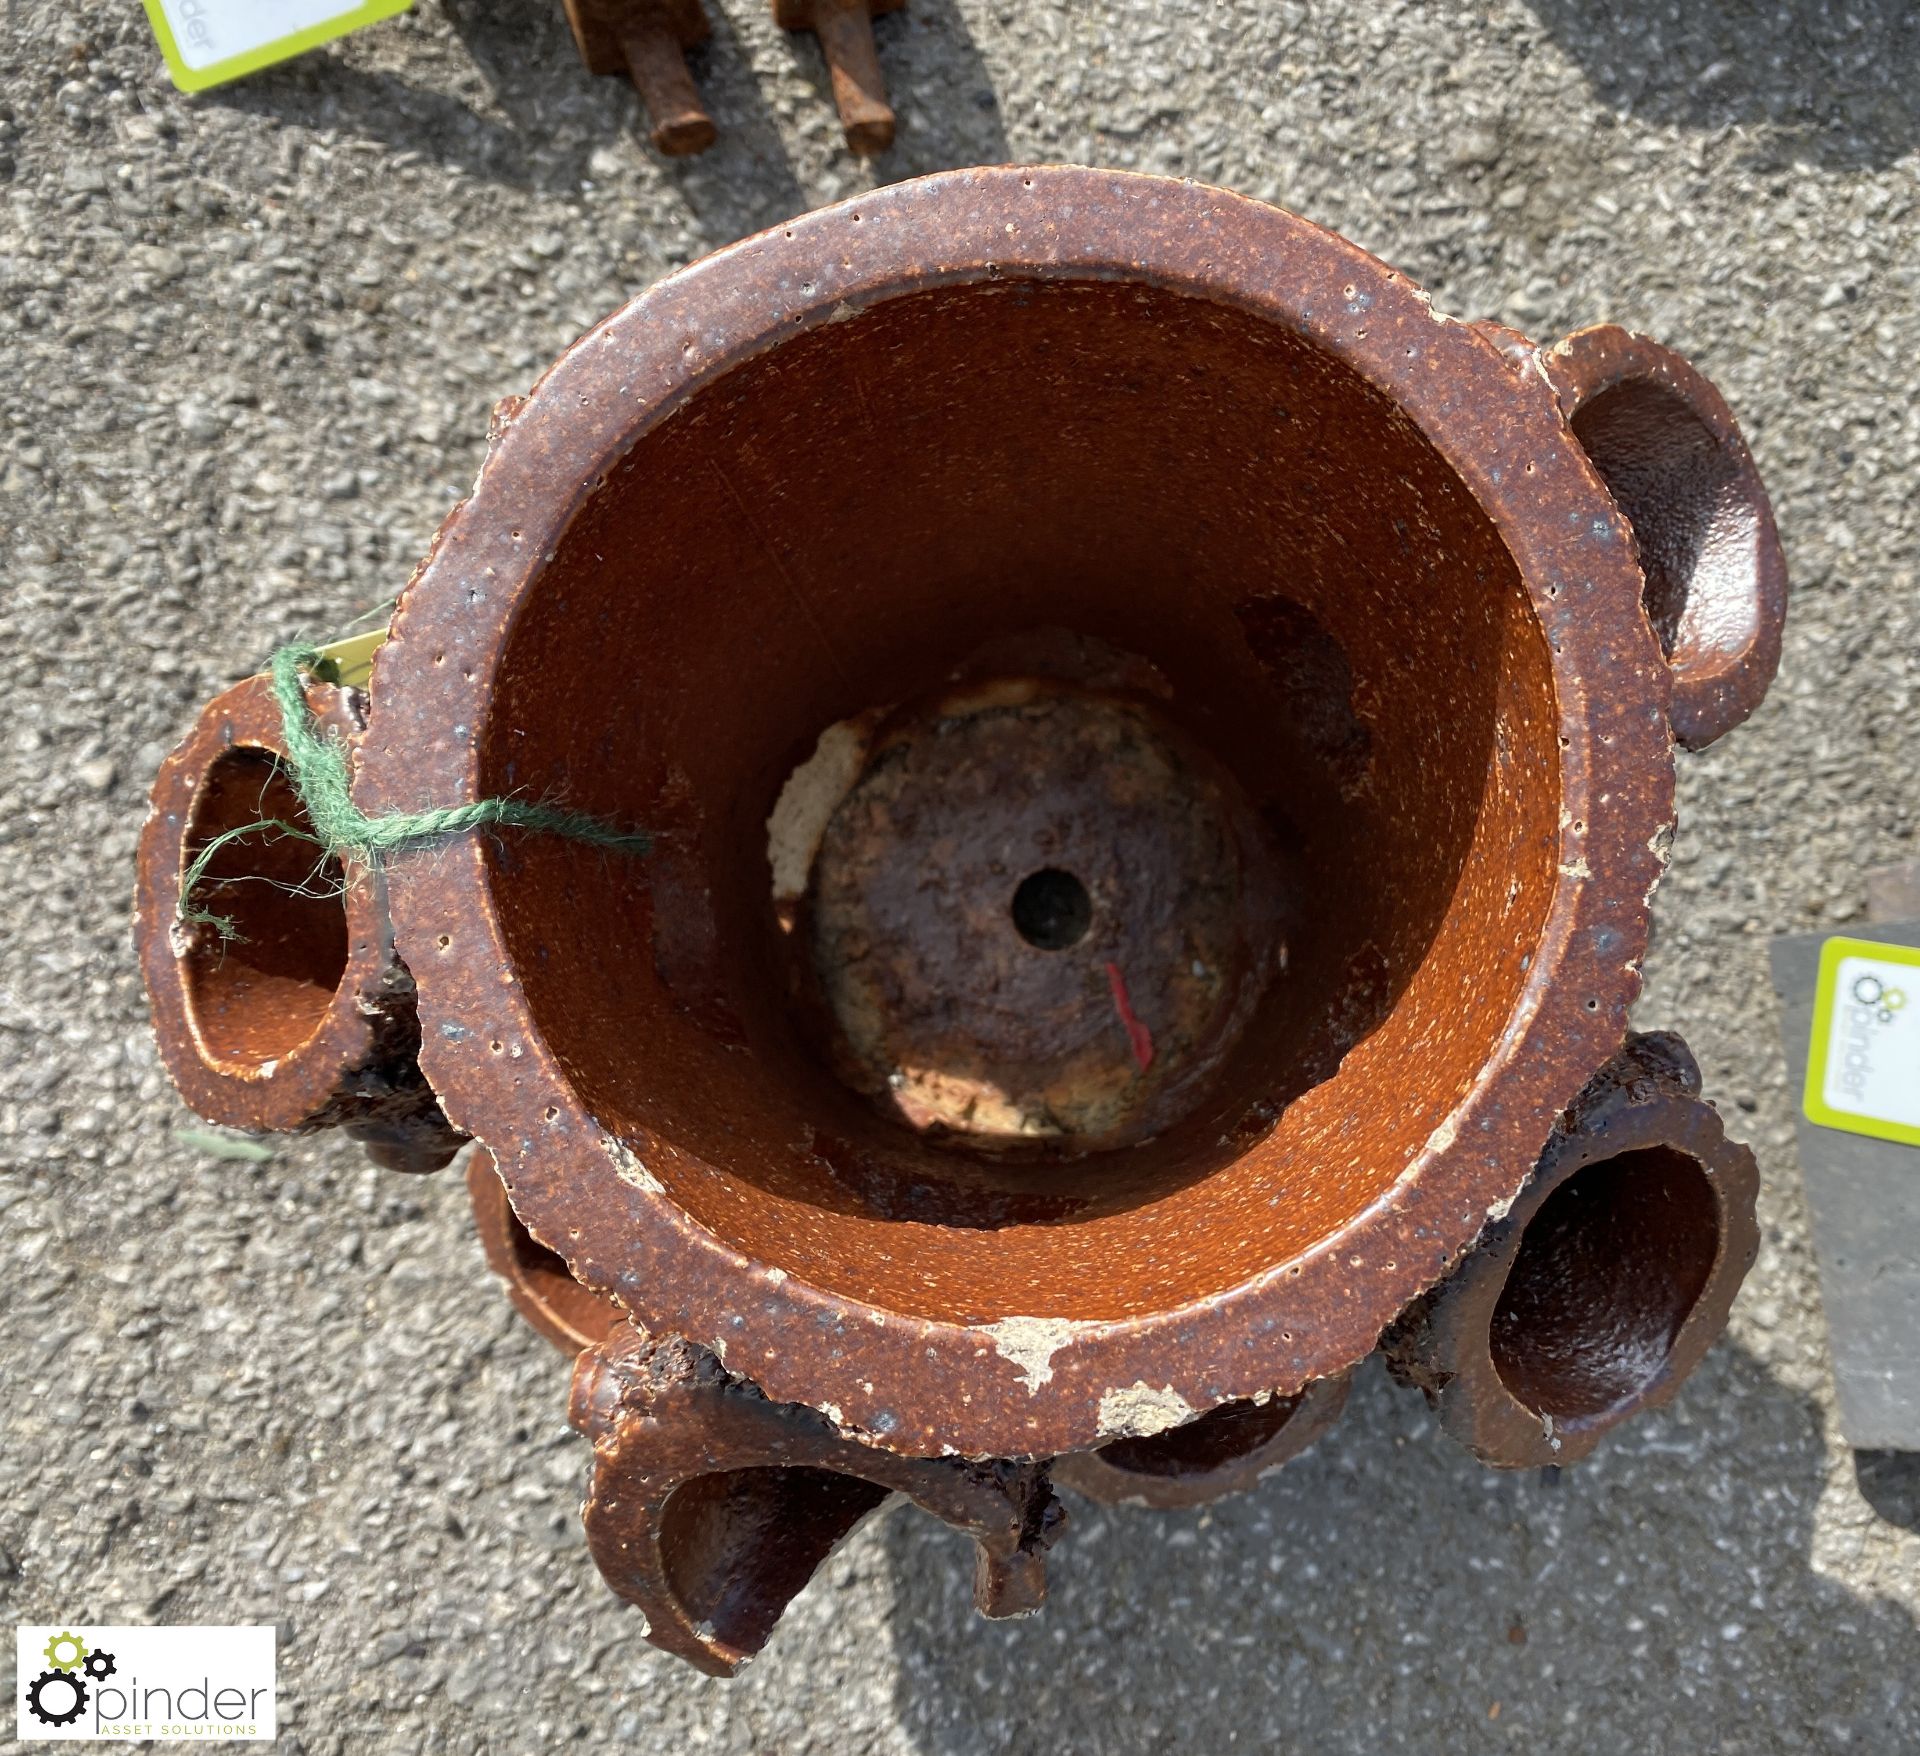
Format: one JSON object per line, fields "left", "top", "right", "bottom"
{"left": 23, "top": 1631, "right": 108, "bottom": 1728}
{"left": 1806, "top": 940, "right": 1920, "bottom": 1149}
{"left": 15, "top": 1626, "right": 275, "bottom": 1742}
{"left": 1850, "top": 972, "right": 1908, "bottom": 1025}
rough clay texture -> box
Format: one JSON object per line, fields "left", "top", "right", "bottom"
{"left": 0, "top": 2, "right": 1915, "bottom": 1752}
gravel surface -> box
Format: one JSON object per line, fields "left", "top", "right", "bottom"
{"left": 3, "top": 1, "right": 1918, "bottom": 1751}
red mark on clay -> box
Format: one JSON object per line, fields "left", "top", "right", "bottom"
{"left": 1104, "top": 961, "right": 1155, "bottom": 1072}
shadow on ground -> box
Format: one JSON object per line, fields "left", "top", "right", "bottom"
{"left": 1856, "top": 1450, "right": 1920, "bottom": 1533}
{"left": 206, "top": 0, "right": 1007, "bottom": 246}
{"left": 1523, "top": 0, "right": 1920, "bottom": 169}
{"left": 883, "top": 1348, "right": 1920, "bottom": 1752}
{"left": 625, "top": 0, "right": 1010, "bottom": 249}
{"left": 206, "top": 0, "right": 598, "bottom": 191}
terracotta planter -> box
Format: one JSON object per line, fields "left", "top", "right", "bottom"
{"left": 355, "top": 163, "right": 1781, "bottom": 1453}
{"left": 139, "top": 167, "right": 1785, "bottom": 1670}
{"left": 134, "top": 674, "right": 463, "bottom": 1172}
{"left": 1383, "top": 1032, "right": 1761, "bottom": 1467}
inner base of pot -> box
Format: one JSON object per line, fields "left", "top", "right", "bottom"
{"left": 788, "top": 668, "right": 1285, "bottom": 1154}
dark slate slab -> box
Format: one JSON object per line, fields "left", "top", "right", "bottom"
{"left": 1770, "top": 920, "right": 1920, "bottom": 1451}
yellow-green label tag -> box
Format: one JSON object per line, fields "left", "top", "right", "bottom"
{"left": 142, "top": 0, "right": 412, "bottom": 93}
{"left": 309, "top": 627, "right": 387, "bottom": 690}
{"left": 1804, "top": 935, "right": 1920, "bottom": 1147}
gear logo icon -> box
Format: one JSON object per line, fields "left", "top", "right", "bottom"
{"left": 24, "top": 1667, "right": 88, "bottom": 1728}
{"left": 43, "top": 1629, "right": 88, "bottom": 1672}
{"left": 22, "top": 1632, "right": 117, "bottom": 1729}
{"left": 1851, "top": 973, "right": 1909, "bottom": 1024}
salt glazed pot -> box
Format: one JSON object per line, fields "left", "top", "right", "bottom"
{"left": 137, "top": 167, "right": 1787, "bottom": 1674}
{"left": 134, "top": 672, "right": 464, "bottom": 1172}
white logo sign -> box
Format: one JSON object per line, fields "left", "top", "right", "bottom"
{"left": 1805, "top": 939, "right": 1920, "bottom": 1148}
{"left": 142, "top": 0, "right": 412, "bottom": 90}
{"left": 16, "top": 1627, "right": 276, "bottom": 1743}
{"left": 152, "top": 0, "right": 371, "bottom": 71}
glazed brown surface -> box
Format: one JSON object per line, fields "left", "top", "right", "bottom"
{"left": 1383, "top": 1031, "right": 1761, "bottom": 1468}
{"left": 181, "top": 744, "right": 347, "bottom": 1069}
{"left": 134, "top": 673, "right": 464, "bottom": 1168}
{"left": 1489, "top": 1143, "right": 1720, "bottom": 1421}
{"left": 1542, "top": 324, "right": 1788, "bottom": 751}
{"left": 570, "top": 1328, "right": 1062, "bottom": 1676}
{"left": 353, "top": 166, "right": 1688, "bottom": 1458}
{"left": 132, "top": 167, "right": 1792, "bottom": 1675}
{"left": 475, "top": 271, "right": 1559, "bottom": 1317}
{"left": 469, "top": 1151, "right": 625, "bottom": 1355}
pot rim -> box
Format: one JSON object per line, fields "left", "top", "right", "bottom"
{"left": 357, "top": 165, "right": 1674, "bottom": 1458}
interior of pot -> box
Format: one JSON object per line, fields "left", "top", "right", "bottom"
{"left": 479, "top": 275, "right": 1560, "bottom": 1323}
{"left": 659, "top": 1467, "right": 891, "bottom": 1657}
{"left": 184, "top": 745, "right": 348, "bottom": 1069}
{"left": 1568, "top": 378, "right": 1757, "bottom": 666}
{"left": 1489, "top": 1145, "right": 1721, "bottom": 1422}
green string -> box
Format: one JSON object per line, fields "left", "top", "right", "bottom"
{"left": 179, "top": 643, "right": 650, "bottom": 940}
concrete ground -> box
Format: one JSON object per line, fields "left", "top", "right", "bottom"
{"left": 3, "top": 0, "right": 1917, "bottom": 1750}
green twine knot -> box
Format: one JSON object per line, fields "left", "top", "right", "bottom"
{"left": 180, "top": 643, "right": 650, "bottom": 941}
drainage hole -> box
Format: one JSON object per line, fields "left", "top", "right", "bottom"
{"left": 1011, "top": 868, "right": 1092, "bottom": 951}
